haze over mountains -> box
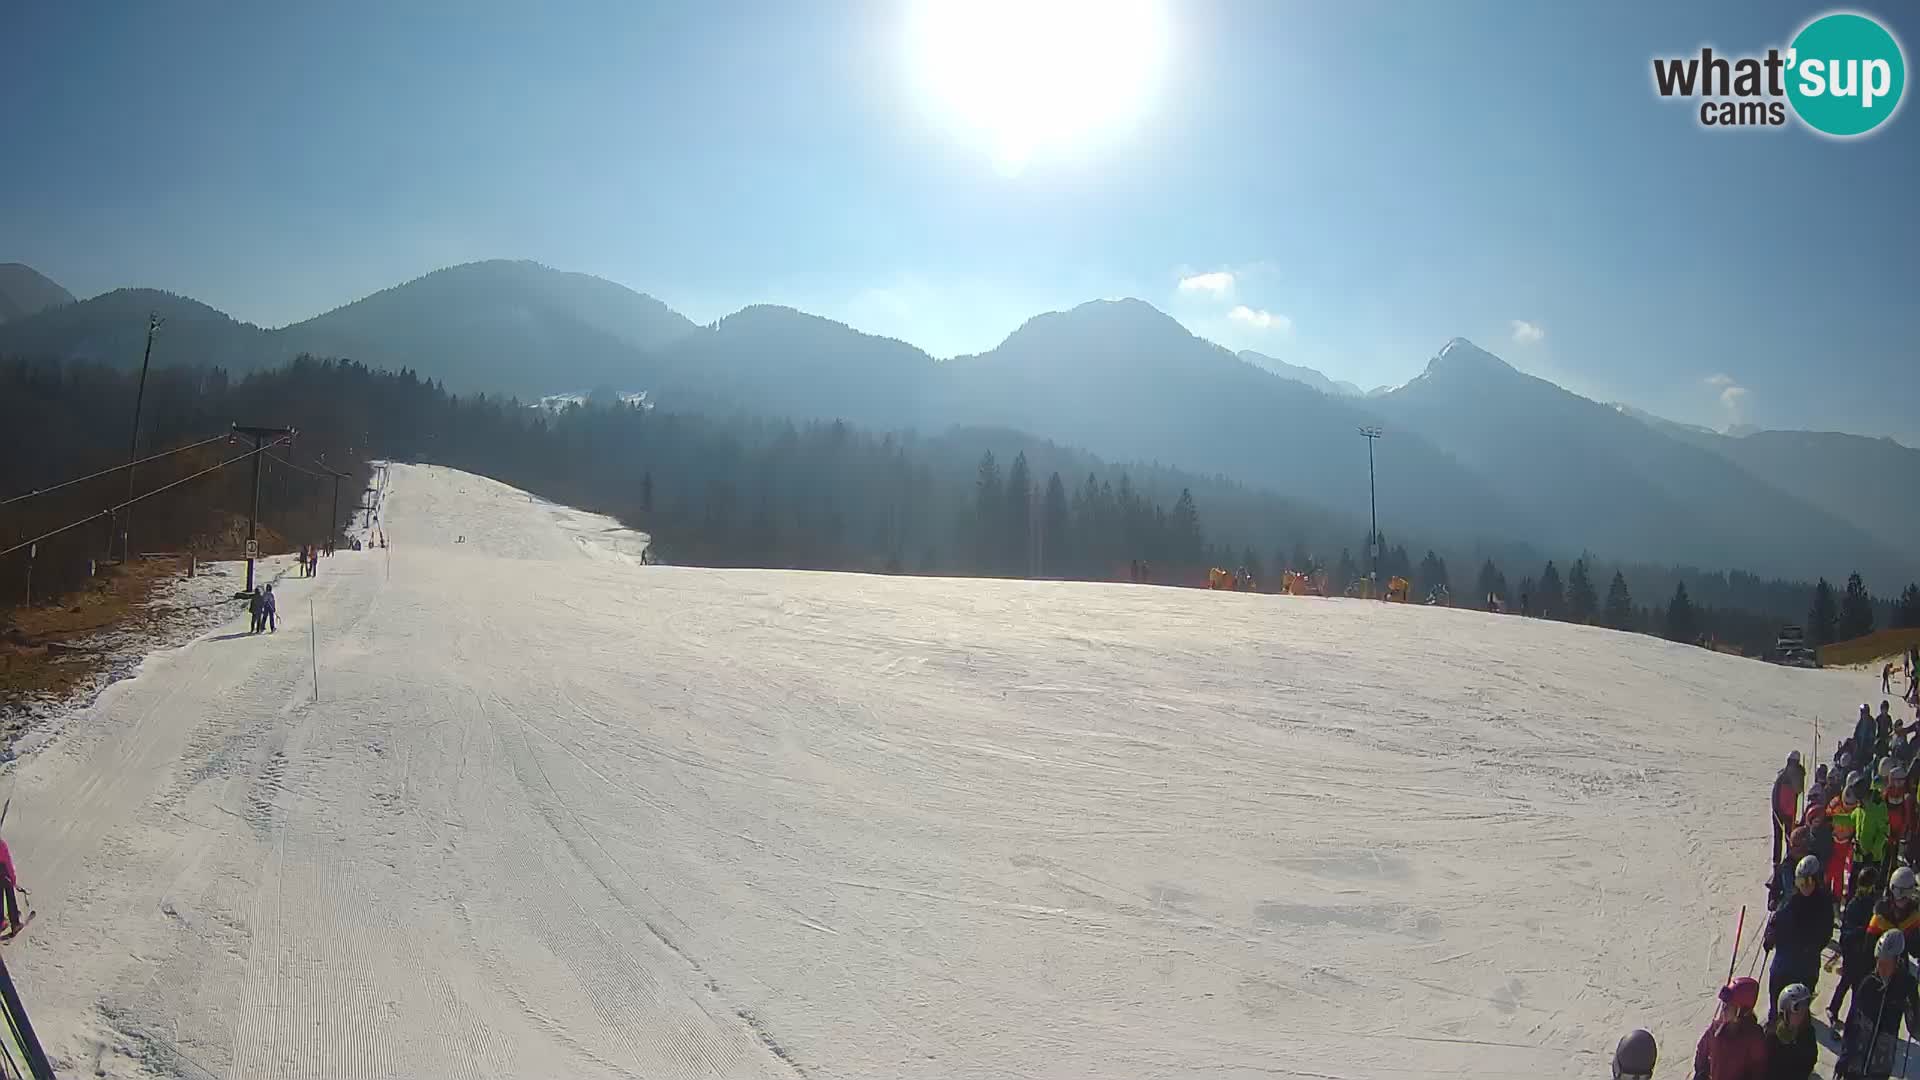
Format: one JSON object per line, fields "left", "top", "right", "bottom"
{"left": 3, "top": 258, "right": 1914, "bottom": 585}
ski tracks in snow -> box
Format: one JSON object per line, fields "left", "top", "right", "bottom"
{"left": 6, "top": 463, "right": 1864, "bottom": 1078}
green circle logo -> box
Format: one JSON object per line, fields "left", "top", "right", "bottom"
{"left": 1787, "top": 12, "right": 1906, "bottom": 136}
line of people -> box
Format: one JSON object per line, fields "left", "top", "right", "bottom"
{"left": 1721, "top": 698, "right": 1920, "bottom": 1079}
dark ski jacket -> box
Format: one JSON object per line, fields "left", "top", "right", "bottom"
{"left": 1840, "top": 889, "right": 1881, "bottom": 963}
{"left": 263, "top": 590, "right": 277, "bottom": 614}
{"left": 248, "top": 590, "right": 264, "bottom": 615}
{"left": 1762, "top": 1020, "right": 1816, "bottom": 1080}
{"left": 1843, "top": 965, "right": 1920, "bottom": 1064}
{"left": 1694, "top": 1015, "right": 1769, "bottom": 1080}
{"left": 1763, "top": 886, "right": 1834, "bottom": 972}
{"left": 1856, "top": 712, "right": 1879, "bottom": 762}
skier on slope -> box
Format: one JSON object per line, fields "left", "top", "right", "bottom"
{"left": 248, "top": 587, "right": 265, "bottom": 634}
{"left": 1886, "top": 662, "right": 1896, "bottom": 695}
{"left": 1763, "top": 856, "right": 1832, "bottom": 1014}
{"left": 0, "top": 832, "right": 25, "bottom": 937}
{"left": 1836, "top": 929, "right": 1920, "bottom": 1079}
{"left": 1695, "top": 976, "right": 1768, "bottom": 1080}
{"left": 1772, "top": 751, "right": 1806, "bottom": 865}
{"left": 1876, "top": 703, "right": 1895, "bottom": 761}
{"left": 1612, "top": 1028, "right": 1656, "bottom": 1079}
{"left": 263, "top": 584, "right": 278, "bottom": 633}
{"left": 1830, "top": 864, "right": 1883, "bottom": 1028}
{"left": 1764, "top": 983, "right": 1817, "bottom": 1080}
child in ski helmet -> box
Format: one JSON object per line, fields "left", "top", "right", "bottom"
{"left": 1869, "top": 866, "right": 1920, "bottom": 964}
{"left": 1828, "top": 784, "right": 1860, "bottom": 897}
{"left": 1697, "top": 977, "right": 1767, "bottom": 1080}
{"left": 1765, "top": 983, "right": 1816, "bottom": 1079}
{"left": 1611, "top": 1028, "right": 1656, "bottom": 1080}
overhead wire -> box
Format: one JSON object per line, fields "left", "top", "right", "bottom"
{"left": 0, "top": 433, "right": 230, "bottom": 509}
{"left": 0, "top": 435, "right": 292, "bottom": 560}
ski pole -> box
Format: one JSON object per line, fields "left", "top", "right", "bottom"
{"left": 1727, "top": 905, "right": 1747, "bottom": 986}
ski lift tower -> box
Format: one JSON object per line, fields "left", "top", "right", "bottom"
{"left": 1359, "top": 426, "right": 1382, "bottom": 596}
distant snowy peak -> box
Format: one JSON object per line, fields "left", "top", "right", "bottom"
{"left": 1426, "top": 337, "right": 1515, "bottom": 376}
{"left": 531, "top": 390, "right": 651, "bottom": 413}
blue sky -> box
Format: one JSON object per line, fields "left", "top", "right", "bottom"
{"left": 4, "top": 1, "right": 1915, "bottom": 439}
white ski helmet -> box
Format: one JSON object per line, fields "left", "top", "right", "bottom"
{"left": 1893, "top": 866, "right": 1919, "bottom": 900}
{"left": 1878, "top": 928, "right": 1908, "bottom": 960}
{"left": 1776, "top": 982, "right": 1813, "bottom": 1015}
{"left": 1881, "top": 757, "right": 1898, "bottom": 780}
{"left": 1796, "top": 855, "right": 1822, "bottom": 879}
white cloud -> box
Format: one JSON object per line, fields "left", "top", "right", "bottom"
{"left": 1177, "top": 271, "right": 1235, "bottom": 298}
{"left": 1510, "top": 320, "right": 1545, "bottom": 346}
{"left": 1703, "top": 374, "right": 1751, "bottom": 423}
{"left": 1228, "top": 305, "right": 1291, "bottom": 333}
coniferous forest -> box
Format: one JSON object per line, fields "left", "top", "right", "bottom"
{"left": 3, "top": 354, "right": 1911, "bottom": 660}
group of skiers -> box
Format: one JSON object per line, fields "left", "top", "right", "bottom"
{"left": 1664, "top": 696, "right": 1920, "bottom": 1079}
{"left": 295, "top": 542, "right": 327, "bottom": 577}
{"left": 247, "top": 583, "right": 277, "bottom": 633}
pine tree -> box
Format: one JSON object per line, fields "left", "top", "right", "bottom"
{"left": 1896, "top": 583, "right": 1920, "bottom": 630}
{"left": 974, "top": 452, "right": 1003, "bottom": 574}
{"left": 1517, "top": 577, "right": 1536, "bottom": 615}
{"left": 1417, "top": 550, "right": 1450, "bottom": 599}
{"left": 1004, "top": 451, "right": 1033, "bottom": 576}
{"left": 1666, "top": 582, "right": 1698, "bottom": 644}
{"left": 1603, "top": 571, "right": 1633, "bottom": 630}
{"left": 1170, "top": 488, "right": 1203, "bottom": 564}
{"left": 1475, "top": 559, "right": 1508, "bottom": 607}
{"left": 1536, "top": 561, "right": 1565, "bottom": 619}
{"left": 1041, "top": 472, "right": 1070, "bottom": 578}
{"left": 1839, "top": 572, "right": 1876, "bottom": 640}
{"left": 1809, "top": 578, "right": 1839, "bottom": 647}
{"left": 1566, "top": 559, "right": 1598, "bottom": 624}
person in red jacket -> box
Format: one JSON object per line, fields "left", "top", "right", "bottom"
{"left": 1696, "top": 976, "right": 1769, "bottom": 1080}
{"left": 0, "top": 834, "right": 24, "bottom": 937}
{"left": 1773, "top": 751, "right": 1806, "bottom": 865}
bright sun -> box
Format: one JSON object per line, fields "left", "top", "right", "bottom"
{"left": 908, "top": 0, "right": 1167, "bottom": 175}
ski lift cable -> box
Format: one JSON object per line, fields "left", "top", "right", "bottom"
{"left": 0, "top": 435, "right": 292, "bottom": 560}
{"left": 0, "top": 433, "right": 231, "bottom": 509}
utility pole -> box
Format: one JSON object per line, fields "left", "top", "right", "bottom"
{"left": 318, "top": 455, "right": 349, "bottom": 554}
{"left": 1359, "top": 426, "right": 1382, "bottom": 596}
{"left": 111, "top": 313, "right": 162, "bottom": 562}
{"left": 233, "top": 424, "right": 295, "bottom": 592}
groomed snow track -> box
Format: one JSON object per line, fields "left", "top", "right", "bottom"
{"left": 7, "top": 463, "right": 1857, "bottom": 1078}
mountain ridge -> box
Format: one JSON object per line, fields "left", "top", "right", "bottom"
{"left": 0, "top": 261, "right": 1910, "bottom": 583}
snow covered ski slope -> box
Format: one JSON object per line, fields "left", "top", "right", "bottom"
{"left": 7, "top": 463, "right": 1856, "bottom": 1078}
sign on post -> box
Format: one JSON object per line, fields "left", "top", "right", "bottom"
{"left": 245, "top": 539, "right": 259, "bottom": 560}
